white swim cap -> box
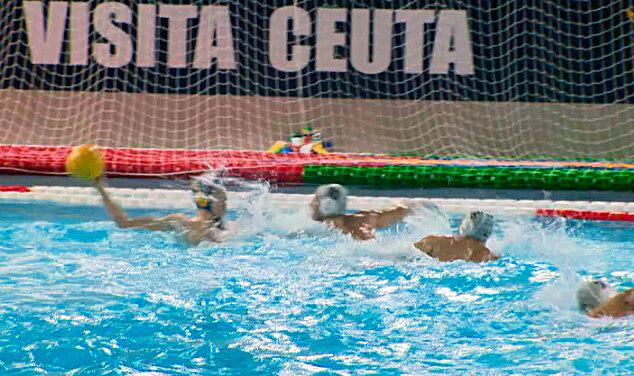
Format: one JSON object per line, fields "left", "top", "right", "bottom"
{"left": 576, "top": 279, "right": 618, "bottom": 312}
{"left": 459, "top": 211, "right": 494, "bottom": 242}
{"left": 315, "top": 184, "right": 347, "bottom": 218}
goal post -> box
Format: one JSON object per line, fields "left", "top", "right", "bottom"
{"left": 0, "top": 1, "right": 632, "bottom": 159}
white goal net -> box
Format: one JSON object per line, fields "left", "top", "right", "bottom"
{"left": 0, "top": 1, "right": 632, "bottom": 159}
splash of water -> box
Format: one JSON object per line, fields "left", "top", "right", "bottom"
{"left": 493, "top": 215, "right": 621, "bottom": 314}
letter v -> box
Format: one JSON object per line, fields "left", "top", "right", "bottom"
{"left": 23, "top": 1, "right": 68, "bottom": 64}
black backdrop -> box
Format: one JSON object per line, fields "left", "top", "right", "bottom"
{"left": 1, "top": 0, "right": 632, "bottom": 103}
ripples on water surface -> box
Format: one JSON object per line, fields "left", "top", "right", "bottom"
{"left": 0, "top": 195, "right": 632, "bottom": 375}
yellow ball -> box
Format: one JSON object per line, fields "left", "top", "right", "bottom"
{"left": 66, "top": 144, "right": 104, "bottom": 180}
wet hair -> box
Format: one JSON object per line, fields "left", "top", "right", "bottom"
{"left": 459, "top": 211, "right": 495, "bottom": 242}
{"left": 314, "top": 184, "right": 348, "bottom": 218}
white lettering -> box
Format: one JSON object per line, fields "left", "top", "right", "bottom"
{"left": 69, "top": 3, "right": 89, "bottom": 65}
{"left": 137, "top": 4, "right": 156, "bottom": 67}
{"left": 350, "top": 9, "right": 393, "bottom": 74}
{"left": 23, "top": 1, "right": 67, "bottom": 64}
{"left": 268, "top": 6, "right": 310, "bottom": 72}
{"left": 159, "top": 5, "right": 197, "bottom": 68}
{"left": 194, "top": 6, "right": 237, "bottom": 69}
{"left": 93, "top": 3, "right": 132, "bottom": 68}
{"left": 21, "top": 3, "right": 475, "bottom": 75}
{"left": 430, "top": 10, "right": 474, "bottom": 75}
{"left": 395, "top": 10, "right": 434, "bottom": 73}
{"left": 316, "top": 8, "right": 347, "bottom": 72}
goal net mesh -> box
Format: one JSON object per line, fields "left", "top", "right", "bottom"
{"left": 0, "top": 1, "right": 632, "bottom": 160}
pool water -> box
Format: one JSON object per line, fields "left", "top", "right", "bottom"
{"left": 0, "top": 199, "right": 632, "bottom": 375}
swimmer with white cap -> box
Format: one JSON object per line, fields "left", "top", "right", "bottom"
{"left": 93, "top": 174, "right": 227, "bottom": 245}
{"left": 414, "top": 210, "right": 498, "bottom": 262}
{"left": 310, "top": 184, "right": 411, "bottom": 241}
{"left": 576, "top": 279, "right": 634, "bottom": 318}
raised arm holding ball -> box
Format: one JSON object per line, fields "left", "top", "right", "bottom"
{"left": 66, "top": 144, "right": 228, "bottom": 246}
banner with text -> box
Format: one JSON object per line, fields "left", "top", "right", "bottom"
{"left": 0, "top": 0, "right": 632, "bottom": 103}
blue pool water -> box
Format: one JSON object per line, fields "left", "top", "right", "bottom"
{"left": 0, "top": 198, "right": 632, "bottom": 375}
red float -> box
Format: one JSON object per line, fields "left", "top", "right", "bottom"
{"left": 0, "top": 185, "right": 31, "bottom": 192}
{"left": 0, "top": 144, "right": 423, "bottom": 183}
{"left": 536, "top": 208, "right": 634, "bottom": 222}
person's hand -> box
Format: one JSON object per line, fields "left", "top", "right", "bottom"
{"left": 407, "top": 200, "right": 444, "bottom": 217}
{"left": 391, "top": 201, "right": 409, "bottom": 211}
{"left": 93, "top": 175, "right": 107, "bottom": 192}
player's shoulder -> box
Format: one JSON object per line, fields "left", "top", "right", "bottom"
{"left": 426, "top": 234, "right": 453, "bottom": 242}
{"left": 160, "top": 213, "right": 191, "bottom": 223}
{"left": 349, "top": 210, "right": 377, "bottom": 219}
{"left": 415, "top": 234, "right": 449, "bottom": 247}
{"left": 342, "top": 212, "right": 373, "bottom": 224}
{"left": 614, "top": 288, "right": 634, "bottom": 305}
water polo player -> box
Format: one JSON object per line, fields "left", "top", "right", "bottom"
{"left": 414, "top": 210, "right": 498, "bottom": 262}
{"left": 93, "top": 174, "right": 227, "bottom": 246}
{"left": 309, "top": 184, "right": 411, "bottom": 241}
{"left": 576, "top": 279, "right": 634, "bottom": 318}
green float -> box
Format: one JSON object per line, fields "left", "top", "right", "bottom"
{"left": 303, "top": 165, "right": 634, "bottom": 191}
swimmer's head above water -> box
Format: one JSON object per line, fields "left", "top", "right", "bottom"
{"left": 576, "top": 279, "right": 618, "bottom": 313}
{"left": 191, "top": 175, "right": 227, "bottom": 227}
{"left": 459, "top": 211, "right": 495, "bottom": 243}
{"left": 310, "top": 184, "right": 348, "bottom": 221}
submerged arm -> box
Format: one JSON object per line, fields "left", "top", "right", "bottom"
{"left": 331, "top": 215, "right": 375, "bottom": 241}
{"left": 94, "top": 177, "right": 187, "bottom": 231}
{"left": 348, "top": 224, "right": 375, "bottom": 241}
{"left": 470, "top": 242, "right": 499, "bottom": 262}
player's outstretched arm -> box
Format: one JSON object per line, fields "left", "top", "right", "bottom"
{"left": 93, "top": 177, "right": 186, "bottom": 231}
{"left": 371, "top": 204, "right": 411, "bottom": 228}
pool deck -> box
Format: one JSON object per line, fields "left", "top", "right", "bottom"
{"left": 2, "top": 175, "right": 633, "bottom": 203}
